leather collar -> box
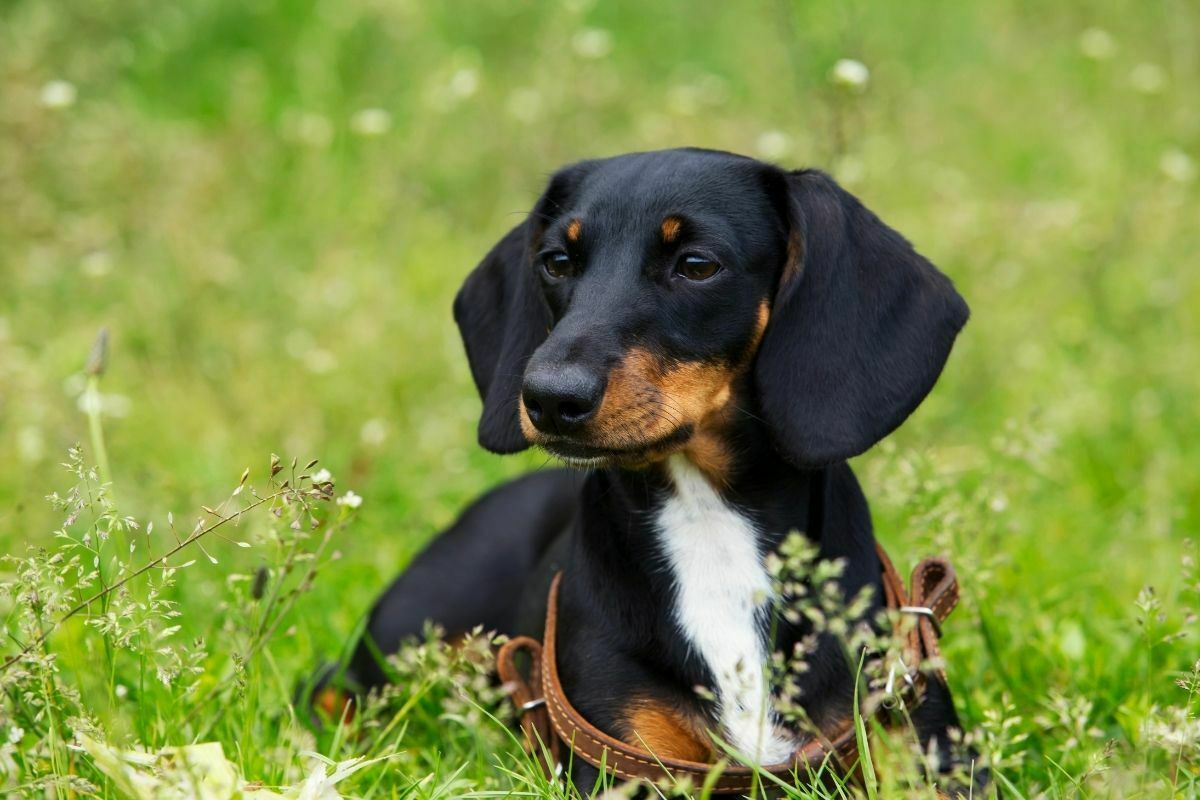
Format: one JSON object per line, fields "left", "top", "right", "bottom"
{"left": 497, "top": 541, "right": 959, "bottom": 791}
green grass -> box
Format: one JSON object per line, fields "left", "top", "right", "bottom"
{"left": 1, "top": 0, "right": 1198, "bottom": 796}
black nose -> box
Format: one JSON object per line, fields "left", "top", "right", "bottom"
{"left": 522, "top": 364, "right": 604, "bottom": 435}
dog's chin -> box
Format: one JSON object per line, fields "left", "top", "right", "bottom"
{"left": 536, "top": 426, "right": 694, "bottom": 470}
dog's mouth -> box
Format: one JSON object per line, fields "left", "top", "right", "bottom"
{"left": 538, "top": 425, "right": 695, "bottom": 468}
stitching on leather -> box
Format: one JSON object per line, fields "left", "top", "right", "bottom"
{"left": 534, "top": 545, "right": 956, "bottom": 792}
{"left": 542, "top": 657, "right": 767, "bottom": 790}
{"left": 931, "top": 585, "right": 957, "bottom": 620}
{"left": 542, "top": 640, "right": 855, "bottom": 791}
{"left": 542, "top": 623, "right": 767, "bottom": 790}
{"left": 547, "top": 695, "right": 761, "bottom": 790}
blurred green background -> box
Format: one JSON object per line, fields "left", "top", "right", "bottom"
{"left": 2, "top": 0, "right": 1198, "bottom": 793}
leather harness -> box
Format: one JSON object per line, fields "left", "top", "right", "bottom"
{"left": 496, "top": 542, "right": 959, "bottom": 792}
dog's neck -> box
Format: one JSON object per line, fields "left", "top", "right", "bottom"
{"left": 574, "top": 408, "right": 819, "bottom": 575}
{"left": 571, "top": 411, "right": 819, "bottom": 763}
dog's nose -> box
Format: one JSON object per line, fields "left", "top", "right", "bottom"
{"left": 522, "top": 364, "right": 604, "bottom": 435}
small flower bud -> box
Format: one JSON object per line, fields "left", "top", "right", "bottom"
{"left": 85, "top": 327, "right": 109, "bottom": 377}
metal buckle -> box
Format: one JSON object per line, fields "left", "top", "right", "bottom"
{"left": 899, "top": 605, "right": 942, "bottom": 637}
{"left": 517, "top": 697, "right": 546, "bottom": 716}
{"left": 884, "top": 657, "right": 917, "bottom": 705}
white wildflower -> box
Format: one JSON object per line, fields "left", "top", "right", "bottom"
{"left": 349, "top": 108, "right": 391, "bottom": 137}
{"left": 336, "top": 491, "right": 362, "bottom": 509}
{"left": 305, "top": 349, "right": 337, "bottom": 374}
{"left": 833, "top": 154, "right": 865, "bottom": 185}
{"left": 7, "top": 726, "right": 23, "bottom": 744}
{"left": 1160, "top": 148, "right": 1196, "bottom": 183}
{"left": 17, "top": 426, "right": 45, "bottom": 464}
{"left": 81, "top": 250, "right": 114, "bottom": 278}
{"left": 1129, "top": 63, "right": 1166, "bottom": 94}
{"left": 829, "top": 58, "right": 869, "bottom": 92}
{"left": 1144, "top": 710, "right": 1200, "bottom": 750}
{"left": 76, "top": 392, "right": 132, "bottom": 418}
{"left": 283, "top": 110, "right": 333, "bottom": 148}
{"left": 572, "top": 28, "right": 613, "bottom": 59}
{"left": 755, "top": 130, "right": 793, "bottom": 161}
{"left": 311, "top": 468, "right": 332, "bottom": 484}
{"left": 1078, "top": 27, "right": 1116, "bottom": 60}
{"left": 359, "top": 418, "right": 388, "bottom": 446}
{"left": 448, "top": 68, "right": 479, "bottom": 99}
{"left": 40, "top": 80, "right": 77, "bottom": 109}
{"left": 667, "top": 84, "right": 701, "bottom": 115}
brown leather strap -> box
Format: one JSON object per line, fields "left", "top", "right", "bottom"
{"left": 541, "top": 572, "right": 862, "bottom": 791}
{"left": 503, "top": 543, "right": 959, "bottom": 791}
{"left": 907, "top": 555, "right": 958, "bottom": 684}
{"left": 877, "top": 543, "right": 957, "bottom": 684}
{"left": 496, "top": 635, "right": 560, "bottom": 774}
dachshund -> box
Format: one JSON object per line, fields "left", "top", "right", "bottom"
{"left": 317, "top": 148, "right": 978, "bottom": 796}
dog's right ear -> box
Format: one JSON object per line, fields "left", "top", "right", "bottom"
{"left": 453, "top": 221, "right": 545, "bottom": 453}
{"left": 453, "top": 162, "right": 593, "bottom": 453}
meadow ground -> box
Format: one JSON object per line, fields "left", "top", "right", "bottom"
{"left": 1, "top": 1, "right": 1198, "bottom": 797}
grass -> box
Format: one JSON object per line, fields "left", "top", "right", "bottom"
{"left": 1, "top": 0, "right": 1198, "bottom": 796}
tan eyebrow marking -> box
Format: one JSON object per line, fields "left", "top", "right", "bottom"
{"left": 566, "top": 218, "right": 582, "bottom": 242}
{"left": 660, "top": 216, "right": 683, "bottom": 243}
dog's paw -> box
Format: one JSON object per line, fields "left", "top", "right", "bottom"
{"left": 296, "top": 661, "right": 361, "bottom": 728}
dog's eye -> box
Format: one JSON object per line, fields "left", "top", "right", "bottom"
{"left": 675, "top": 255, "right": 722, "bottom": 282}
{"left": 540, "top": 251, "right": 574, "bottom": 280}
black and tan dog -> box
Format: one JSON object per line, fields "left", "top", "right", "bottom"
{"left": 324, "top": 148, "right": 975, "bottom": 793}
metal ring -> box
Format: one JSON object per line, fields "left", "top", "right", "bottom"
{"left": 898, "top": 605, "right": 942, "bottom": 637}
{"left": 517, "top": 697, "right": 546, "bottom": 716}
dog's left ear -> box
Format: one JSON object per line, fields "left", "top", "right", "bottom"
{"left": 755, "top": 169, "right": 969, "bottom": 467}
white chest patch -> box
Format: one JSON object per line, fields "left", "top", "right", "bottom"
{"left": 654, "top": 455, "right": 794, "bottom": 764}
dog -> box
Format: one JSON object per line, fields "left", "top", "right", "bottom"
{"left": 320, "top": 148, "right": 976, "bottom": 795}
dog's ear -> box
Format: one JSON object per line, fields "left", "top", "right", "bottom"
{"left": 453, "top": 221, "right": 546, "bottom": 453}
{"left": 755, "top": 169, "right": 969, "bottom": 467}
{"left": 453, "top": 163, "right": 592, "bottom": 453}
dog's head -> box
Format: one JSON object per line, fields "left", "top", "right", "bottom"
{"left": 454, "top": 148, "right": 967, "bottom": 472}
